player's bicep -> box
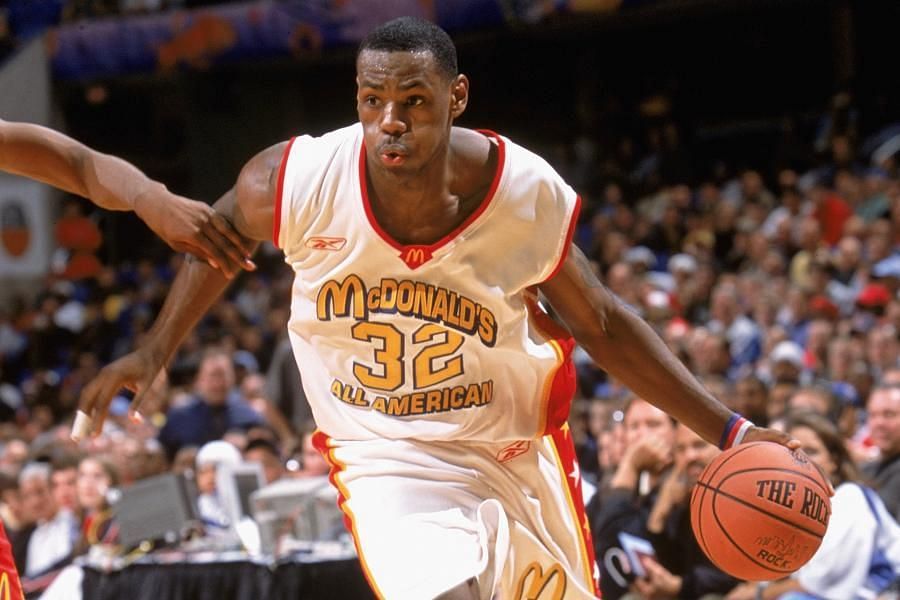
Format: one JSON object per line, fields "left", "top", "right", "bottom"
{"left": 538, "top": 243, "right": 618, "bottom": 346}
{"left": 228, "top": 141, "right": 288, "bottom": 242}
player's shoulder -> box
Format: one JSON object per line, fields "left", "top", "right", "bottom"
{"left": 483, "top": 129, "right": 563, "bottom": 181}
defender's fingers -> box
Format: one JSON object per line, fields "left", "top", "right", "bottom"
{"left": 199, "top": 229, "right": 240, "bottom": 278}
{"left": 209, "top": 213, "right": 256, "bottom": 267}
{"left": 202, "top": 219, "right": 252, "bottom": 273}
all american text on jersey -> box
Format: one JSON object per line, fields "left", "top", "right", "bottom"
{"left": 330, "top": 377, "right": 494, "bottom": 416}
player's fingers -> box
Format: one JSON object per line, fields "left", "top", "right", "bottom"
{"left": 130, "top": 369, "right": 165, "bottom": 421}
{"left": 198, "top": 228, "right": 241, "bottom": 278}
{"left": 209, "top": 213, "right": 256, "bottom": 269}
{"left": 201, "top": 216, "right": 254, "bottom": 274}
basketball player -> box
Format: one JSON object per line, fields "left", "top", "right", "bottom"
{"left": 77, "top": 18, "right": 797, "bottom": 599}
{"left": 0, "top": 118, "right": 255, "bottom": 277}
{"left": 0, "top": 120, "right": 256, "bottom": 599}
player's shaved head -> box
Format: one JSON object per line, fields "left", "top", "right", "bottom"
{"left": 358, "top": 17, "right": 458, "bottom": 80}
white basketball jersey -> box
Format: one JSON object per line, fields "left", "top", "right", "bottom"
{"left": 275, "top": 124, "right": 581, "bottom": 443}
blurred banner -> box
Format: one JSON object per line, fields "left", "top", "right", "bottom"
{"left": 49, "top": 0, "right": 657, "bottom": 81}
{"left": 0, "top": 175, "right": 53, "bottom": 278}
{"left": 0, "top": 37, "right": 54, "bottom": 280}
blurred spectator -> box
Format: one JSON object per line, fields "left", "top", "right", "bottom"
{"left": 863, "top": 385, "right": 900, "bottom": 520}
{"left": 243, "top": 438, "right": 285, "bottom": 485}
{"left": 635, "top": 423, "right": 739, "bottom": 599}
{"left": 158, "top": 348, "right": 264, "bottom": 460}
{"left": 728, "top": 412, "right": 900, "bottom": 599}
{"left": 733, "top": 374, "right": 769, "bottom": 427}
{"left": 588, "top": 397, "right": 676, "bottom": 599}
{"left": 265, "top": 337, "right": 310, "bottom": 433}
{"left": 74, "top": 456, "right": 118, "bottom": 552}
{"left": 708, "top": 283, "right": 762, "bottom": 372}
{"left": 14, "top": 462, "right": 77, "bottom": 578}
{"left": 49, "top": 455, "right": 81, "bottom": 516}
{"left": 194, "top": 440, "right": 241, "bottom": 532}
{"left": 0, "top": 470, "right": 24, "bottom": 535}
{"left": 290, "top": 424, "right": 329, "bottom": 480}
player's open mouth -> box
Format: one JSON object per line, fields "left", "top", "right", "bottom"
{"left": 381, "top": 151, "right": 407, "bottom": 166}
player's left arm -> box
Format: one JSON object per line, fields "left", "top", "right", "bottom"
{"left": 0, "top": 118, "right": 254, "bottom": 276}
{"left": 539, "top": 243, "right": 797, "bottom": 450}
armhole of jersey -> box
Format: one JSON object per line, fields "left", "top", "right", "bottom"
{"left": 272, "top": 136, "right": 297, "bottom": 249}
{"left": 542, "top": 194, "right": 582, "bottom": 283}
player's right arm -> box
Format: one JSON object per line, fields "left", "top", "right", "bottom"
{"left": 0, "top": 118, "right": 255, "bottom": 277}
{"left": 74, "top": 142, "right": 287, "bottom": 437}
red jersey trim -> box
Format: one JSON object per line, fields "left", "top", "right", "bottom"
{"left": 358, "top": 130, "right": 506, "bottom": 261}
{"left": 543, "top": 194, "right": 582, "bottom": 283}
{"left": 272, "top": 136, "right": 297, "bottom": 249}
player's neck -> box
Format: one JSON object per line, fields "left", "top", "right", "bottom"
{"left": 365, "top": 130, "right": 495, "bottom": 245}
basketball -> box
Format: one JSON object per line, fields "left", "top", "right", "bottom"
{"left": 690, "top": 441, "right": 832, "bottom": 581}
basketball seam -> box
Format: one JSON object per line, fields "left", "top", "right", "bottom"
{"left": 694, "top": 442, "right": 761, "bottom": 568}
{"left": 703, "top": 480, "right": 818, "bottom": 575}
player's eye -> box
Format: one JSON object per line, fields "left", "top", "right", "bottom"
{"left": 364, "top": 96, "right": 380, "bottom": 107}
{"left": 406, "top": 96, "right": 425, "bottom": 107}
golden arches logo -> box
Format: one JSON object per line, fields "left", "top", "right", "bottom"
{"left": 401, "top": 246, "right": 432, "bottom": 269}
{"left": 515, "top": 561, "right": 566, "bottom": 600}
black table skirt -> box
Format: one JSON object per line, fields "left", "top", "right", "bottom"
{"left": 82, "top": 558, "right": 377, "bottom": 600}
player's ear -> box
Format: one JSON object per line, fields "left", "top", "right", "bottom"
{"left": 450, "top": 74, "right": 468, "bottom": 119}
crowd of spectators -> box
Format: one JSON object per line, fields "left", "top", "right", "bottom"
{"left": 1, "top": 83, "right": 900, "bottom": 597}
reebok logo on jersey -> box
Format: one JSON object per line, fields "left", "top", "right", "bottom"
{"left": 306, "top": 237, "right": 347, "bottom": 251}
{"left": 497, "top": 440, "right": 531, "bottom": 463}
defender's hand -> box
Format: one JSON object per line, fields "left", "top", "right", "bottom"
{"left": 76, "top": 349, "right": 164, "bottom": 439}
{"left": 136, "top": 190, "right": 256, "bottom": 278}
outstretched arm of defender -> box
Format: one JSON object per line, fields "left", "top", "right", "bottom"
{"left": 74, "top": 142, "right": 286, "bottom": 438}
{"left": 539, "top": 244, "right": 798, "bottom": 450}
{"left": 0, "top": 118, "right": 255, "bottom": 276}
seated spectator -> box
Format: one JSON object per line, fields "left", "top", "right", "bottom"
{"left": 243, "top": 438, "right": 285, "bottom": 485}
{"left": 13, "top": 462, "right": 77, "bottom": 578}
{"left": 635, "top": 423, "right": 739, "bottom": 599}
{"left": 50, "top": 455, "right": 81, "bottom": 517}
{"left": 863, "top": 385, "right": 900, "bottom": 521}
{"left": 74, "top": 456, "right": 118, "bottom": 553}
{"left": 194, "top": 440, "right": 241, "bottom": 533}
{"left": 728, "top": 412, "right": 900, "bottom": 599}
{"left": 0, "top": 470, "right": 24, "bottom": 536}
{"left": 158, "top": 348, "right": 265, "bottom": 460}
{"left": 588, "top": 396, "right": 676, "bottom": 599}
{"left": 290, "top": 424, "right": 330, "bottom": 480}
{"left": 734, "top": 374, "right": 770, "bottom": 427}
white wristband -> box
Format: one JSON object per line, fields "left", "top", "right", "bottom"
{"left": 732, "top": 419, "right": 754, "bottom": 447}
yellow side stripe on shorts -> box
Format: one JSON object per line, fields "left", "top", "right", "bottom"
{"left": 314, "top": 431, "right": 386, "bottom": 600}
{"left": 548, "top": 426, "right": 599, "bottom": 595}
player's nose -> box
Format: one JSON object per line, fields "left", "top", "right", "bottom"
{"left": 380, "top": 102, "right": 408, "bottom": 135}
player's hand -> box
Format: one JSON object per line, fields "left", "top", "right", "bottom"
{"left": 76, "top": 348, "right": 165, "bottom": 438}
{"left": 135, "top": 189, "right": 256, "bottom": 278}
{"left": 740, "top": 425, "right": 800, "bottom": 451}
{"left": 631, "top": 557, "right": 681, "bottom": 599}
{"left": 740, "top": 426, "right": 834, "bottom": 495}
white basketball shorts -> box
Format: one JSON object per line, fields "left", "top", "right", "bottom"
{"left": 313, "top": 425, "right": 600, "bottom": 599}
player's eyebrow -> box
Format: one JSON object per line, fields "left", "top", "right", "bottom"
{"left": 358, "top": 79, "right": 427, "bottom": 91}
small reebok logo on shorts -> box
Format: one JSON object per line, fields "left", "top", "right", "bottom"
{"left": 306, "top": 237, "right": 347, "bottom": 251}
{"left": 497, "top": 440, "right": 530, "bottom": 463}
